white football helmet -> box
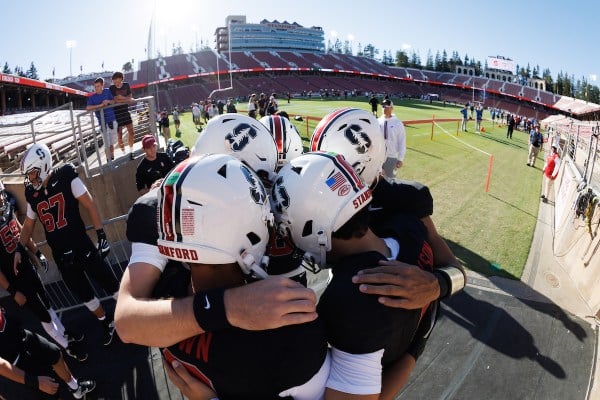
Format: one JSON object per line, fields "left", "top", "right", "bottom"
{"left": 271, "top": 151, "right": 372, "bottom": 269}
{"left": 192, "top": 113, "right": 278, "bottom": 181}
{"left": 259, "top": 115, "right": 304, "bottom": 169}
{"left": 310, "top": 108, "right": 385, "bottom": 186}
{"left": 157, "top": 154, "right": 273, "bottom": 279}
{"left": 20, "top": 143, "right": 53, "bottom": 190}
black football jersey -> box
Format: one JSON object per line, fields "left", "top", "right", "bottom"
{"left": 164, "top": 320, "right": 327, "bottom": 400}
{"left": 0, "top": 308, "right": 25, "bottom": 363}
{"left": 318, "top": 213, "right": 434, "bottom": 368}
{"left": 24, "top": 164, "right": 88, "bottom": 252}
{"left": 370, "top": 178, "right": 433, "bottom": 222}
{"left": 126, "top": 188, "right": 159, "bottom": 246}
{"left": 0, "top": 203, "right": 21, "bottom": 266}
{"left": 128, "top": 192, "right": 327, "bottom": 399}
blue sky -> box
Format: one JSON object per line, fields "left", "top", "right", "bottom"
{"left": 1, "top": 0, "right": 597, "bottom": 85}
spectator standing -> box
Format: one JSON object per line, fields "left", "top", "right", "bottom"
{"left": 191, "top": 103, "right": 201, "bottom": 131}
{"left": 226, "top": 97, "right": 237, "bottom": 113}
{"left": 379, "top": 99, "right": 406, "bottom": 179}
{"left": 541, "top": 145, "right": 561, "bottom": 203}
{"left": 258, "top": 93, "right": 267, "bottom": 118}
{"left": 506, "top": 114, "right": 515, "bottom": 139}
{"left": 0, "top": 308, "right": 96, "bottom": 399}
{"left": 369, "top": 94, "right": 379, "bottom": 116}
{"left": 247, "top": 93, "right": 258, "bottom": 118}
{"left": 109, "top": 71, "right": 135, "bottom": 160}
{"left": 172, "top": 107, "right": 181, "bottom": 136}
{"left": 135, "top": 135, "right": 174, "bottom": 195}
{"left": 86, "top": 77, "right": 117, "bottom": 160}
{"left": 160, "top": 112, "right": 171, "bottom": 140}
{"left": 460, "top": 104, "right": 468, "bottom": 132}
{"left": 527, "top": 125, "right": 543, "bottom": 167}
{"left": 475, "top": 105, "right": 483, "bottom": 132}
{"left": 216, "top": 99, "right": 225, "bottom": 115}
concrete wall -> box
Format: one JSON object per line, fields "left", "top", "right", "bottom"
{"left": 551, "top": 160, "right": 600, "bottom": 316}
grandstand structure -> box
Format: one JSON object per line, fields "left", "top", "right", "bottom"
{"left": 56, "top": 48, "right": 600, "bottom": 122}
{"left": 0, "top": 72, "right": 87, "bottom": 115}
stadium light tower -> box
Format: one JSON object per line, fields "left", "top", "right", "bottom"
{"left": 66, "top": 40, "right": 77, "bottom": 77}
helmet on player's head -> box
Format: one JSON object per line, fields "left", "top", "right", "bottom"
{"left": 192, "top": 113, "right": 278, "bottom": 183}
{"left": 20, "top": 143, "right": 53, "bottom": 190}
{"left": 259, "top": 115, "right": 304, "bottom": 170}
{"left": 157, "top": 154, "right": 273, "bottom": 279}
{"left": 310, "top": 108, "right": 385, "bottom": 187}
{"left": 271, "top": 151, "right": 372, "bottom": 271}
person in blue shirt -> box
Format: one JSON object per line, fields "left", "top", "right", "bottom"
{"left": 86, "top": 77, "right": 118, "bottom": 160}
{"left": 527, "top": 125, "right": 543, "bottom": 167}
{"left": 460, "top": 104, "right": 468, "bottom": 131}
{"left": 475, "top": 105, "right": 484, "bottom": 132}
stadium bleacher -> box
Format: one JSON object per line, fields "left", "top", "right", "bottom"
{"left": 57, "top": 48, "right": 594, "bottom": 118}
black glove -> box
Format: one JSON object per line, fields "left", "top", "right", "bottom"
{"left": 407, "top": 300, "right": 439, "bottom": 361}
{"left": 96, "top": 229, "right": 110, "bottom": 258}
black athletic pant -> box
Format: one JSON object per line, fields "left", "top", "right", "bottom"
{"left": 53, "top": 239, "right": 118, "bottom": 303}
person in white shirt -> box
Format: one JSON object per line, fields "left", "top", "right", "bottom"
{"left": 379, "top": 99, "right": 406, "bottom": 179}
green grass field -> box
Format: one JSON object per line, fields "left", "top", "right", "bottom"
{"left": 171, "top": 98, "right": 544, "bottom": 279}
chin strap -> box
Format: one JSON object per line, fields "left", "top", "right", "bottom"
{"left": 238, "top": 251, "right": 269, "bottom": 279}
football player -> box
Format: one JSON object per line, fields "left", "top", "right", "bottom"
{"left": 116, "top": 113, "right": 316, "bottom": 347}
{"left": 272, "top": 151, "right": 438, "bottom": 399}
{"left": 157, "top": 154, "right": 329, "bottom": 399}
{"left": 259, "top": 114, "right": 304, "bottom": 171}
{"left": 0, "top": 307, "right": 95, "bottom": 398}
{"left": 310, "top": 108, "right": 465, "bottom": 308}
{"left": 18, "top": 143, "right": 119, "bottom": 346}
{"left": 0, "top": 180, "right": 87, "bottom": 360}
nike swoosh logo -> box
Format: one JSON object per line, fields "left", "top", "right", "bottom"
{"left": 51, "top": 181, "right": 58, "bottom": 187}
{"left": 368, "top": 205, "right": 384, "bottom": 211}
{"left": 203, "top": 295, "right": 211, "bottom": 310}
{"left": 147, "top": 168, "right": 153, "bottom": 172}
{"left": 255, "top": 154, "right": 267, "bottom": 161}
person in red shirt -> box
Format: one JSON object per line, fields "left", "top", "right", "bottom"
{"left": 541, "top": 145, "right": 561, "bottom": 203}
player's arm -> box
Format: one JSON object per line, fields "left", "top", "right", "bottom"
{"left": 115, "top": 260, "right": 203, "bottom": 347}
{"left": 116, "top": 264, "right": 318, "bottom": 347}
{"left": 0, "top": 356, "right": 59, "bottom": 395}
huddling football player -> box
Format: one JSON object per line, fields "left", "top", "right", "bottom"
{"left": 0, "top": 181, "right": 87, "bottom": 360}
{"left": 115, "top": 113, "right": 315, "bottom": 348}
{"left": 272, "top": 151, "right": 435, "bottom": 398}
{"left": 0, "top": 307, "right": 96, "bottom": 398}
{"left": 310, "top": 108, "right": 465, "bottom": 310}
{"left": 157, "top": 154, "right": 330, "bottom": 399}
{"left": 259, "top": 114, "right": 304, "bottom": 172}
{"left": 18, "top": 143, "right": 119, "bottom": 348}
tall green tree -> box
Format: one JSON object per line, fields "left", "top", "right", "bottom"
{"left": 2, "top": 62, "right": 12, "bottom": 74}
{"left": 26, "top": 62, "right": 38, "bottom": 80}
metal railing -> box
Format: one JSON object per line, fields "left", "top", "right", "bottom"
{"left": 548, "top": 121, "right": 600, "bottom": 193}
{"left": 0, "top": 96, "right": 159, "bottom": 178}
